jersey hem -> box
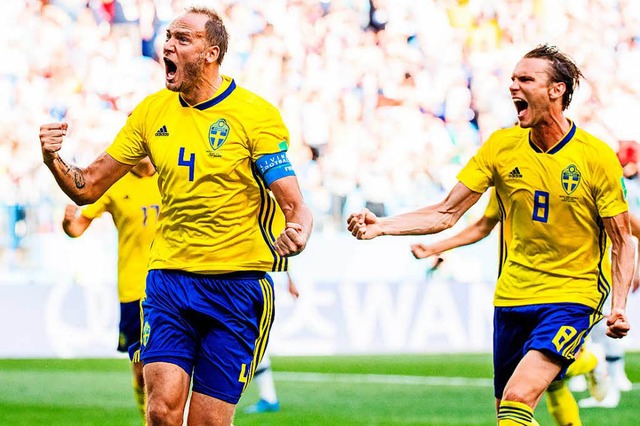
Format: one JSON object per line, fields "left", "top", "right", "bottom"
{"left": 493, "top": 298, "right": 599, "bottom": 310}
{"left": 148, "top": 264, "right": 287, "bottom": 274}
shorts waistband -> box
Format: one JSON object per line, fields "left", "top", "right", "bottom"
{"left": 210, "top": 271, "right": 268, "bottom": 280}
{"left": 152, "top": 269, "right": 267, "bottom": 281}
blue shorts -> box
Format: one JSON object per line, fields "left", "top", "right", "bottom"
{"left": 118, "top": 300, "right": 142, "bottom": 353}
{"left": 129, "top": 269, "right": 275, "bottom": 404}
{"left": 493, "top": 303, "right": 600, "bottom": 399}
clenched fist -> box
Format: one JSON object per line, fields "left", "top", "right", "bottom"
{"left": 39, "top": 122, "right": 68, "bottom": 164}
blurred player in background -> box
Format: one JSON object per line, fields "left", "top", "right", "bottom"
{"left": 62, "top": 157, "right": 159, "bottom": 421}
{"left": 348, "top": 44, "right": 634, "bottom": 426}
{"left": 40, "top": 6, "right": 312, "bottom": 426}
{"left": 244, "top": 271, "right": 299, "bottom": 414}
{"left": 412, "top": 190, "right": 611, "bottom": 426}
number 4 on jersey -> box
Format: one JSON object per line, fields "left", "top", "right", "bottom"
{"left": 178, "top": 147, "right": 195, "bottom": 182}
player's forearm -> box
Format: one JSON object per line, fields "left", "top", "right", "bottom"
{"left": 46, "top": 152, "right": 130, "bottom": 205}
{"left": 45, "top": 154, "right": 94, "bottom": 205}
{"left": 629, "top": 213, "right": 640, "bottom": 239}
{"left": 379, "top": 183, "right": 482, "bottom": 236}
{"left": 378, "top": 208, "right": 454, "bottom": 236}
{"left": 610, "top": 235, "right": 635, "bottom": 311}
{"left": 428, "top": 225, "right": 493, "bottom": 254}
{"left": 605, "top": 213, "right": 635, "bottom": 311}
{"left": 284, "top": 203, "right": 314, "bottom": 240}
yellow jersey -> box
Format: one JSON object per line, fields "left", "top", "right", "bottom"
{"left": 458, "top": 122, "right": 626, "bottom": 310}
{"left": 106, "top": 76, "right": 289, "bottom": 274}
{"left": 81, "top": 172, "right": 160, "bottom": 302}
{"left": 484, "top": 188, "right": 501, "bottom": 221}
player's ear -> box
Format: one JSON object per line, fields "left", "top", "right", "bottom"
{"left": 549, "top": 81, "right": 566, "bottom": 103}
{"left": 204, "top": 45, "right": 220, "bottom": 64}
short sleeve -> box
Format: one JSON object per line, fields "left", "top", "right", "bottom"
{"left": 457, "top": 133, "right": 496, "bottom": 193}
{"left": 106, "top": 102, "right": 148, "bottom": 165}
{"left": 594, "top": 145, "right": 628, "bottom": 218}
{"left": 249, "top": 103, "right": 290, "bottom": 160}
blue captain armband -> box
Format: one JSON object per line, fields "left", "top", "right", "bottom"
{"left": 255, "top": 151, "right": 296, "bottom": 185}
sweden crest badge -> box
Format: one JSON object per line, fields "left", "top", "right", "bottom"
{"left": 561, "top": 164, "right": 581, "bottom": 195}
{"left": 209, "top": 118, "right": 230, "bottom": 150}
{"left": 142, "top": 321, "right": 151, "bottom": 346}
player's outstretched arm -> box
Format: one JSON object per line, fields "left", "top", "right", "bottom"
{"left": 411, "top": 214, "right": 500, "bottom": 259}
{"left": 269, "top": 176, "right": 313, "bottom": 257}
{"left": 39, "top": 123, "right": 132, "bottom": 205}
{"left": 603, "top": 212, "right": 635, "bottom": 338}
{"left": 347, "top": 182, "right": 483, "bottom": 240}
{"left": 61, "top": 204, "right": 94, "bottom": 238}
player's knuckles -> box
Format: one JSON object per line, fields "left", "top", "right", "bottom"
{"left": 286, "top": 230, "right": 304, "bottom": 246}
{"left": 275, "top": 236, "right": 296, "bottom": 253}
{"left": 285, "top": 227, "right": 299, "bottom": 237}
{"left": 43, "top": 137, "right": 61, "bottom": 147}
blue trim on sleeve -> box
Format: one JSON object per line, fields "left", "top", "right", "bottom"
{"left": 255, "top": 152, "right": 296, "bottom": 186}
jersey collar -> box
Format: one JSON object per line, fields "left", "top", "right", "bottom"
{"left": 528, "top": 120, "right": 577, "bottom": 154}
{"left": 179, "top": 77, "right": 236, "bottom": 110}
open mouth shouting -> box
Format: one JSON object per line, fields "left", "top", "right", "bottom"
{"left": 513, "top": 98, "right": 529, "bottom": 120}
{"left": 164, "top": 57, "right": 178, "bottom": 85}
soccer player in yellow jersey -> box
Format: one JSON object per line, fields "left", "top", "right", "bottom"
{"left": 62, "top": 157, "right": 159, "bottom": 421}
{"left": 39, "top": 6, "right": 312, "bottom": 426}
{"left": 411, "top": 190, "right": 611, "bottom": 426}
{"left": 348, "top": 44, "right": 635, "bottom": 426}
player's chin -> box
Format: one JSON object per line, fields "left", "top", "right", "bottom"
{"left": 165, "top": 76, "right": 181, "bottom": 92}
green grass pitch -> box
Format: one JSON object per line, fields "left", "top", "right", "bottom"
{"left": 0, "top": 353, "right": 638, "bottom": 425}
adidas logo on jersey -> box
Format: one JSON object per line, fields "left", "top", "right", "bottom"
{"left": 155, "top": 125, "right": 169, "bottom": 136}
{"left": 508, "top": 167, "right": 523, "bottom": 178}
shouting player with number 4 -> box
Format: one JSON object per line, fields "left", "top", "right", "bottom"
{"left": 40, "top": 6, "right": 312, "bottom": 426}
{"left": 347, "top": 44, "right": 634, "bottom": 426}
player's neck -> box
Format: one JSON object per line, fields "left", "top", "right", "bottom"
{"left": 530, "top": 115, "right": 571, "bottom": 152}
{"left": 180, "top": 73, "right": 223, "bottom": 106}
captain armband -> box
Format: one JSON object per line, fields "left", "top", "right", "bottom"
{"left": 255, "top": 151, "right": 296, "bottom": 186}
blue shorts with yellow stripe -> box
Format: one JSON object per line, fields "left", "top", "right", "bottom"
{"left": 130, "top": 269, "right": 275, "bottom": 404}
{"left": 493, "top": 302, "right": 601, "bottom": 399}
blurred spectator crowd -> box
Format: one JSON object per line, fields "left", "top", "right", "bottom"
{"left": 2, "top": 0, "right": 640, "bottom": 263}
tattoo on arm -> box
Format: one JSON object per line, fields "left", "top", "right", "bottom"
{"left": 73, "top": 168, "right": 86, "bottom": 189}
{"left": 54, "top": 156, "right": 86, "bottom": 189}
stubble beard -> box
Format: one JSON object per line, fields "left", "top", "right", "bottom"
{"left": 169, "top": 54, "right": 206, "bottom": 94}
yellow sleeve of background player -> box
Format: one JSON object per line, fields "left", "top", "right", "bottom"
{"left": 80, "top": 190, "right": 111, "bottom": 220}
{"left": 484, "top": 188, "right": 501, "bottom": 221}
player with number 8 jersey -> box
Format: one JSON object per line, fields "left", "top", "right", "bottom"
{"left": 456, "top": 121, "right": 625, "bottom": 310}
{"left": 346, "top": 44, "right": 633, "bottom": 426}
{"left": 107, "top": 75, "right": 290, "bottom": 274}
